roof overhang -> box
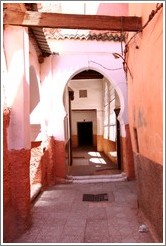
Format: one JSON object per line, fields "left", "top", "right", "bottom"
{"left": 3, "top": 3, "right": 142, "bottom": 63}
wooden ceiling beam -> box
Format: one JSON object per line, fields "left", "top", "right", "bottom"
{"left": 3, "top": 10, "right": 142, "bottom": 32}
{"left": 72, "top": 70, "right": 103, "bottom": 80}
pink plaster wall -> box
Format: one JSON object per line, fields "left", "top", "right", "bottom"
{"left": 3, "top": 25, "right": 30, "bottom": 149}
{"left": 41, "top": 40, "right": 128, "bottom": 178}
{"left": 29, "top": 41, "right": 41, "bottom": 121}
{"left": 127, "top": 3, "right": 163, "bottom": 165}
{"left": 3, "top": 26, "right": 31, "bottom": 242}
{"left": 29, "top": 40, "right": 43, "bottom": 141}
{"left": 127, "top": 3, "right": 163, "bottom": 241}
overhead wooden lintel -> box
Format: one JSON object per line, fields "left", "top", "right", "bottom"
{"left": 3, "top": 10, "right": 142, "bottom": 32}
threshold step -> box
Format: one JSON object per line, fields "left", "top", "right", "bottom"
{"left": 66, "top": 173, "right": 127, "bottom": 183}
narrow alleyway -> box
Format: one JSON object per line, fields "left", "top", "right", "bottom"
{"left": 3, "top": 2, "right": 163, "bottom": 244}
{"left": 13, "top": 181, "right": 154, "bottom": 243}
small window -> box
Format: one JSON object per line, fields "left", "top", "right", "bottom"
{"left": 79, "top": 90, "right": 87, "bottom": 98}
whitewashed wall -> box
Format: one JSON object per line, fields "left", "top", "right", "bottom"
{"left": 71, "top": 110, "right": 97, "bottom": 135}
{"left": 68, "top": 78, "right": 103, "bottom": 135}
{"left": 69, "top": 79, "right": 103, "bottom": 110}
{"left": 3, "top": 26, "right": 30, "bottom": 149}
{"left": 40, "top": 39, "right": 128, "bottom": 141}
{"left": 29, "top": 40, "right": 43, "bottom": 141}
{"left": 103, "top": 78, "right": 120, "bottom": 141}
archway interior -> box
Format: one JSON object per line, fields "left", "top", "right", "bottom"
{"left": 64, "top": 69, "right": 121, "bottom": 176}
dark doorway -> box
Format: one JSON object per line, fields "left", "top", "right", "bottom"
{"left": 77, "top": 122, "right": 93, "bottom": 146}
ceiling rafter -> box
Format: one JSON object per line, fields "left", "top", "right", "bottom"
{"left": 3, "top": 9, "right": 142, "bottom": 32}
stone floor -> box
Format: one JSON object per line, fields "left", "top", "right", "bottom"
{"left": 68, "top": 146, "right": 121, "bottom": 176}
{"left": 13, "top": 180, "right": 155, "bottom": 244}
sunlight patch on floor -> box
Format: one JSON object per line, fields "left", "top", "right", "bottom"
{"left": 89, "top": 157, "right": 106, "bottom": 164}
{"left": 88, "top": 151, "right": 101, "bottom": 157}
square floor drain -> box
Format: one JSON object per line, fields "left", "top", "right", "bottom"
{"left": 83, "top": 193, "right": 108, "bottom": 202}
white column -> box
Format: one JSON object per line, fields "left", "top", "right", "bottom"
{"left": 4, "top": 26, "right": 30, "bottom": 149}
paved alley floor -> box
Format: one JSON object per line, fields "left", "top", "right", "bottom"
{"left": 13, "top": 180, "right": 155, "bottom": 244}
{"left": 68, "top": 146, "right": 120, "bottom": 176}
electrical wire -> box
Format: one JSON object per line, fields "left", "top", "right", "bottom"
{"left": 126, "top": 3, "right": 163, "bottom": 48}
{"left": 123, "top": 3, "right": 163, "bottom": 80}
{"left": 88, "top": 60, "right": 123, "bottom": 71}
{"left": 120, "top": 16, "right": 124, "bottom": 56}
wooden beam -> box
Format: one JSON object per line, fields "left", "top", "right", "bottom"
{"left": 72, "top": 70, "right": 103, "bottom": 80}
{"left": 3, "top": 10, "right": 142, "bottom": 32}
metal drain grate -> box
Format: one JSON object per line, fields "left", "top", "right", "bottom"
{"left": 83, "top": 193, "right": 108, "bottom": 202}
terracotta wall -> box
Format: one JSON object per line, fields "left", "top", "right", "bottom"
{"left": 4, "top": 117, "right": 62, "bottom": 242}
{"left": 9, "top": 149, "right": 31, "bottom": 227}
{"left": 134, "top": 154, "right": 163, "bottom": 241}
{"left": 40, "top": 138, "right": 56, "bottom": 186}
{"left": 3, "top": 109, "right": 31, "bottom": 242}
{"left": 127, "top": 3, "right": 163, "bottom": 242}
{"left": 30, "top": 144, "right": 43, "bottom": 185}
{"left": 97, "top": 125, "right": 134, "bottom": 178}
{"left": 3, "top": 108, "right": 13, "bottom": 242}
{"left": 3, "top": 25, "right": 32, "bottom": 243}
{"left": 53, "top": 140, "right": 67, "bottom": 179}
{"left": 120, "top": 125, "right": 135, "bottom": 179}
{"left": 128, "top": 3, "right": 163, "bottom": 164}
{"left": 30, "top": 137, "right": 65, "bottom": 188}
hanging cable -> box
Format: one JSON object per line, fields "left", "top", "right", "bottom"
{"left": 120, "top": 16, "right": 124, "bottom": 56}
{"left": 88, "top": 60, "right": 123, "bottom": 71}
{"left": 122, "top": 3, "right": 163, "bottom": 80}
{"left": 126, "top": 3, "right": 163, "bottom": 48}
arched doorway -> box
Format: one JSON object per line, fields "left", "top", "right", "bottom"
{"left": 43, "top": 53, "right": 132, "bottom": 179}
{"left": 63, "top": 69, "right": 122, "bottom": 176}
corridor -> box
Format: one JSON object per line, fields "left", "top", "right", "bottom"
{"left": 13, "top": 181, "right": 154, "bottom": 243}
{"left": 68, "top": 146, "right": 120, "bottom": 177}
{"left": 2, "top": 2, "right": 163, "bottom": 243}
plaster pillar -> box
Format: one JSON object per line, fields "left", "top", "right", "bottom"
{"left": 50, "top": 91, "right": 67, "bottom": 178}
{"left": 3, "top": 26, "right": 31, "bottom": 241}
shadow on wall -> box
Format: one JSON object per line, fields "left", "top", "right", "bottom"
{"left": 29, "top": 66, "right": 42, "bottom": 142}
{"left": 30, "top": 66, "right": 40, "bottom": 114}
